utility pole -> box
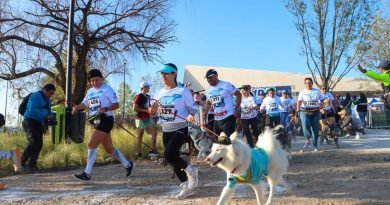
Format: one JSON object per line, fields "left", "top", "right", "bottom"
{"left": 65, "top": 0, "right": 76, "bottom": 137}
{"left": 123, "top": 59, "right": 128, "bottom": 120}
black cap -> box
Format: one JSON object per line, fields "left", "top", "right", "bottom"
{"left": 238, "top": 85, "right": 251, "bottom": 90}
{"left": 205, "top": 69, "right": 218, "bottom": 78}
{"left": 88, "top": 69, "right": 103, "bottom": 80}
{"left": 378, "top": 60, "right": 390, "bottom": 70}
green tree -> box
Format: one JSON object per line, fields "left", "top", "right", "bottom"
{"left": 283, "top": 0, "right": 378, "bottom": 90}
{"left": 116, "top": 83, "right": 136, "bottom": 118}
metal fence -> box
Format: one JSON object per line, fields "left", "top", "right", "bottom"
{"left": 367, "top": 109, "right": 390, "bottom": 129}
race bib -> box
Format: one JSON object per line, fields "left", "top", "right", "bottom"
{"left": 306, "top": 100, "right": 319, "bottom": 107}
{"left": 88, "top": 97, "right": 101, "bottom": 114}
{"left": 210, "top": 95, "right": 224, "bottom": 108}
{"left": 269, "top": 102, "right": 278, "bottom": 112}
{"left": 160, "top": 107, "right": 176, "bottom": 121}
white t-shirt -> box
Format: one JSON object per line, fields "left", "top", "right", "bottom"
{"left": 240, "top": 96, "right": 258, "bottom": 119}
{"left": 298, "top": 88, "right": 322, "bottom": 109}
{"left": 205, "top": 80, "right": 238, "bottom": 120}
{"left": 154, "top": 86, "right": 197, "bottom": 126}
{"left": 280, "top": 97, "right": 294, "bottom": 113}
{"left": 82, "top": 84, "right": 118, "bottom": 117}
{"left": 321, "top": 92, "right": 334, "bottom": 111}
{"left": 260, "top": 96, "right": 285, "bottom": 117}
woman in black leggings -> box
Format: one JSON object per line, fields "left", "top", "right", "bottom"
{"left": 239, "top": 85, "right": 260, "bottom": 147}
{"left": 150, "top": 63, "right": 199, "bottom": 199}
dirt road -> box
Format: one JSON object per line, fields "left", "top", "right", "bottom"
{"left": 1, "top": 149, "right": 389, "bottom": 205}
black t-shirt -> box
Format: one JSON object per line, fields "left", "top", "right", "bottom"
{"left": 134, "top": 93, "right": 150, "bottom": 119}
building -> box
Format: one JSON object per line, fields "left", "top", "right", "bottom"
{"left": 183, "top": 65, "right": 382, "bottom": 97}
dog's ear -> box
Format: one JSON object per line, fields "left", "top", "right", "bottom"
{"left": 215, "top": 132, "right": 231, "bottom": 145}
{"left": 230, "top": 131, "right": 238, "bottom": 141}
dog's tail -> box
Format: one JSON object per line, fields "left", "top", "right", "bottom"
{"left": 256, "top": 126, "right": 283, "bottom": 153}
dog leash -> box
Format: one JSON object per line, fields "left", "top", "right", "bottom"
{"left": 150, "top": 99, "right": 220, "bottom": 139}
{"left": 114, "top": 120, "right": 156, "bottom": 151}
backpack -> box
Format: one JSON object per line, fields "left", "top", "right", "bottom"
{"left": 0, "top": 113, "right": 5, "bottom": 127}
{"left": 18, "top": 93, "right": 33, "bottom": 116}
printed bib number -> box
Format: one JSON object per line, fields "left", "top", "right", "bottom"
{"left": 88, "top": 97, "right": 101, "bottom": 114}
{"left": 306, "top": 100, "right": 319, "bottom": 107}
{"left": 210, "top": 95, "right": 224, "bottom": 108}
{"left": 160, "top": 107, "right": 176, "bottom": 121}
{"left": 269, "top": 103, "right": 278, "bottom": 112}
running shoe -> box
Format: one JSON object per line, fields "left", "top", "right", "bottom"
{"left": 11, "top": 147, "right": 21, "bottom": 173}
{"left": 126, "top": 161, "right": 134, "bottom": 177}
{"left": 314, "top": 147, "right": 319, "bottom": 152}
{"left": 148, "top": 150, "right": 159, "bottom": 158}
{"left": 175, "top": 181, "right": 195, "bottom": 199}
{"left": 74, "top": 172, "right": 91, "bottom": 181}
{"left": 303, "top": 141, "right": 310, "bottom": 149}
{"left": 384, "top": 156, "right": 390, "bottom": 162}
{"left": 184, "top": 166, "right": 198, "bottom": 190}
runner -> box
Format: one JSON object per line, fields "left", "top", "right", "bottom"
{"left": 133, "top": 81, "right": 158, "bottom": 159}
{"left": 280, "top": 90, "right": 295, "bottom": 133}
{"left": 319, "top": 86, "right": 339, "bottom": 148}
{"left": 295, "top": 77, "right": 323, "bottom": 151}
{"left": 357, "top": 60, "right": 390, "bottom": 161}
{"left": 73, "top": 69, "right": 134, "bottom": 181}
{"left": 204, "top": 69, "right": 241, "bottom": 137}
{"left": 260, "top": 88, "right": 285, "bottom": 128}
{"left": 149, "top": 63, "right": 199, "bottom": 199}
{"left": 239, "top": 85, "right": 260, "bottom": 148}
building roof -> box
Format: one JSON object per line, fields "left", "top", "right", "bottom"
{"left": 183, "top": 65, "right": 381, "bottom": 93}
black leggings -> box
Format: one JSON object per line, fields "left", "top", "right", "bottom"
{"left": 266, "top": 115, "right": 280, "bottom": 128}
{"left": 163, "top": 127, "right": 189, "bottom": 182}
{"left": 242, "top": 117, "right": 260, "bottom": 148}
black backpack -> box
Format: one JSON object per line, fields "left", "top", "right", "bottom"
{"left": 18, "top": 93, "right": 33, "bottom": 116}
{"left": 0, "top": 113, "right": 5, "bottom": 127}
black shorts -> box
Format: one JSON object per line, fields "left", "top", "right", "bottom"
{"left": 207, "top": 114, "right": 215, "bottom": 130}
{"left": 213, "top": 115, "right": 236, "bottom": 137}
{"left": 320, "top": 110, "right": 335, "bottom": 119}
{"left": 94, "top": 116, "right": 114, "bottom": 134}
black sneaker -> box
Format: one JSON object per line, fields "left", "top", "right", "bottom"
{"left": 384, "top": 156, "right": 390, "bottom": 162}
{"left": 74, "top": 172, "right": 91, "bottom": 181}
{"left": 126, "top": 161, "right": 134, "bottom": 177}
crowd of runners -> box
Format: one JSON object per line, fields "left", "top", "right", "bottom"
{"left": 1, "top": 60, "right": 390, "bottom": 199}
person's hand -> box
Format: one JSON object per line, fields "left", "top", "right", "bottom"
{"left": 187, "top": 114, "right": 195, "bottom": 123}
{"left": 357, "top": 64, "right": 365, "bottom": 73}
{"left": 98, "top": 107, "right": 107, "bottom": 113}
{"left": 72, "top": 105, "right": 79, "bottom": 114}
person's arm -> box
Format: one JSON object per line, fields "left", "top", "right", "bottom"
{"left": 259, "top": 98, "right": 266, "bottom": 113}
{"left": 233, "top": 90, "right": 242, "bottom": 118}
{"left": 27, "top": 93, "right": 51, "bottom": 120}
{"left": 184, "top": 89, "right": 198, "bottom": 123}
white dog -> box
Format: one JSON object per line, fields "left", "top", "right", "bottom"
{"left": 188, "top": 125, "right": 214, "bottom": 159}
{"left": 206, "top": 125, "right": 290, "bottom": 205}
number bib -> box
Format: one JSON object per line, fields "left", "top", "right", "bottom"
{"left": 306, "top": 100, "right": 319, "bottom": 108}
{"left": 269, "top": 102, "right": 278, "bottom": 112}
{"left": 88, "top": 97, "right": 101, "bottom": 115}
{"left": 211, "top": 95, "right": 223, "bottom": 107}
{"left": 160, "top": 107, "right": 176, "bottom": 121}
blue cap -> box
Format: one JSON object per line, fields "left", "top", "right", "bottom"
{"left": 158, "top": 65, "right": 177, "bottom": 73}
{"left": 378, "top": 60, "right": 390, "bottom": 70}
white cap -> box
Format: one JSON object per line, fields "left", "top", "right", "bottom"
{"left": 139, "top": 81, "right": 152, "bottom": 89}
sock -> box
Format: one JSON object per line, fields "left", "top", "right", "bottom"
{"left": 84, "top": 149, "right": 97, "bottom": 175}
{"left": 112, "top": 148, "right": 131, "bottom": 167}
{"left": 0, "top": 151, "right": 12, "bottom": 160}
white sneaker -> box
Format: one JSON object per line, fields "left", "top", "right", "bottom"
{"left": 184, "top": 166, "right": 198, "bottom": 190}
{"left": 175, "top": 181, "right": 194, "bottom": 199}
{"left": 345, "top": 134, "right": 351, "bottom": 138}
{"left": 11, "top": 147, "right": 21, "bottom": 173}
{"left": 355, "top": 132, "right": 361, "bottom": 139}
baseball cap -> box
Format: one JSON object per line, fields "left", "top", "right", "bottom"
{"left": 238, "top": 85, "right": 250, "bottom": 90}
{"left": 139, "top": 81, "right": 152, "bottom": 89}
{"left": 158, "top": 64, "right": 177, "bottom": 73}
{"left": 282, "top": 90, "right": 288, "bottom": 94}
{"left": 378, "top": 60, "right": 390, "bottom": 70}
{"left": 205, "top": 69, "right": 218, "bottom": 78}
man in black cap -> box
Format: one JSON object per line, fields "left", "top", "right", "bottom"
{"left": 358, "top": 60, "right": 390, "bottom": 161}
{"left": 204, "top": 69, "right": 242, "bottom": 137}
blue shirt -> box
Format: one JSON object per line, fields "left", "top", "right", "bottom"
{"left": 228, "top": 148, "right": 269, "bottom": 188}
{"left": 24, "top": 91, "right": 52, "bottom": 124}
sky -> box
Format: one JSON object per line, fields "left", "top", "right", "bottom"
{"left": 0, "top": 0, "right": 371, "bottom": 125}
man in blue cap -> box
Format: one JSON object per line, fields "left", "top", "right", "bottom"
{"left": 358, "top": 60, "right": 390, "bottom": 161}
{"left": 204, "top": 69, "right": 242, "bottom": 137}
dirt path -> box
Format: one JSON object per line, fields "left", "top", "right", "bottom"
{"left": 1, "top": 149, "right": 389, "bottom": 205}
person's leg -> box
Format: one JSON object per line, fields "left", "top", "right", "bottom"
{"left": 25, "top": 120, "right": 43, "bottom": 169}
{"left": 299, "top": 112, "right": 311, "bottom": 147}
{"left": 250, "top": 117, "right": 260, "bottom": 144}
{"left": 242, "top": 119, "right": 254, "bottom": 148}
{"left": 274, "top": 115, "right": 281, "bottom": 127}
{"left": 222, "top": 115, "right": 236, "bottom": 137}
{"left": 83, "top": 130, "right": 106, "bottom": 175}
{"left": 136, "top": 127, "right": 144, "bottom": 157}
{"left": 21, "top": 120, "right": 34, "bottom": 167}
{"left": 149, "top": 122, "right": 158, "bottom": 152}
{"left": 163, "top": 129, "right": 188, "bottom": 182}
{"left": 309, "top": 112, "right": 321, "bottom": 149}
{"left": 213, "top": 119, "right": 223, "bottom": 136}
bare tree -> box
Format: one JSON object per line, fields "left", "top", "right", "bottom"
{"left": 359, "top": 16, "right": 390, "bottom": 69}
{"left": 0, "top": 0, "right": 176, "bottom": 103}
{"left": 283, "top": 0, "right": 378, "bottom": 90}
